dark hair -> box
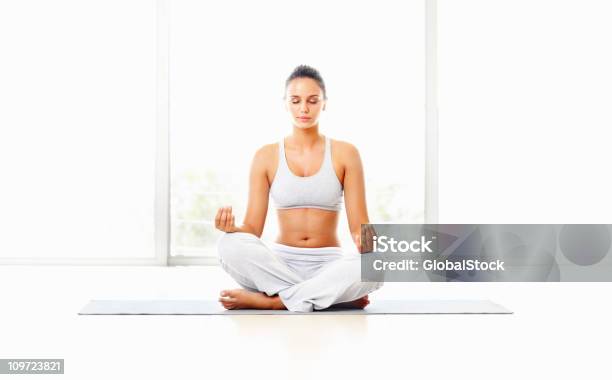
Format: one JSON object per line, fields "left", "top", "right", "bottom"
{"left": 284, "top": 65, "right": 327, "bottom": 100}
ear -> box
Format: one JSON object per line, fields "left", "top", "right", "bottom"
{"left": 322, "top": 100, "right": 327, "bottom": 111}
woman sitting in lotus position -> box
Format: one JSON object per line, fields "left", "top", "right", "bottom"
{"left": 215, "top": 65, "right": 382, "bottom": 312}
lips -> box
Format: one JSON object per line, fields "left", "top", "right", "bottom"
{"left": 297, "top": 117, "right": 311, "bottom": 121}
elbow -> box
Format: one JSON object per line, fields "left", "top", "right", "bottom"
{"left": 241, "top": 222, "right": 262, "bottom": 238}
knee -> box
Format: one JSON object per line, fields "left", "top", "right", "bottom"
{"left": 217, "top": 232, "right": 243, "bottom": 263}
{"left": 340, "top": 253, "right": 363, "bottom": 273}
{"left": 341, "top": 254, "right": 384, "bottom": 291}
{"left": 370, "top": 280, "right": 384, "bottom": 292}
{"left": 216, "top": 232, "right": 258, "bottom": 264}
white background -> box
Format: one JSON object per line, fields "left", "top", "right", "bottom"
{"left": 0, "top": 1, "right": 611, "bottom": 379}
{"left": 438, "top": 0, "right": 612, "bottom": 224}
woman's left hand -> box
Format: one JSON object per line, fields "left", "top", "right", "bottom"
{"left": 353, "top": 225, "right": 376, "bottom": 253}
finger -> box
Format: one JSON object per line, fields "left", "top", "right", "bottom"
{"left": 218, "top": 208, "right": 225, "bottom": 229}
{"left": 215, "top": 208, "right": 222, "bottom": 229}
{"left": 370, "top": 225, "right": 378, "bottom": 238}
{"left": 220, "top": 207, "right": 227, "bottom": 228}
{"left": 366, "top": 226, "right": 376, "bottom": 250}
{"left": 230, "top": 215, "right": 235, "bottom": 232}
{"left": 225, "top": 207, "right": 233, "bottom": 230}
{"left": 363, "top": 224, "right": 371, "bottom": 236}
{"left": 360, "top": 228, "right": 368, "bottom": 251}
{"left": 224, "top": 209, "right": 231, "bottom": 231}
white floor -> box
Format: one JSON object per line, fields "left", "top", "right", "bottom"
{"left": 1, "top": 265, "right": 610, "bottom": 379}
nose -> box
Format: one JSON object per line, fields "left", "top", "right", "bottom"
{"left": 299, "top": 102, "right": 309, "bottom": 113}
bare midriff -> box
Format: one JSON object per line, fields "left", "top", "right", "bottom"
{"left": 274, "top": 208, "right": 340, "bottom": 248}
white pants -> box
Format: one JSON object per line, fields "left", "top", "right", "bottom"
{"left": 217, "top": 232, "right": 384, "bottom": 312}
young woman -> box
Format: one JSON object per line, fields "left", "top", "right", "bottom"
{"left": 215, "top": 65, "right": 383, "bottom": 312}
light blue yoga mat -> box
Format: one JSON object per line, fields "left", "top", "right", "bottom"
{"left": 78, "top": 299, "right": 512, "bottom": 315}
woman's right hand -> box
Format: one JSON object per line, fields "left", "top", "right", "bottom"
{"left": 215, "top": 206, "right": 237, "bottom": 233}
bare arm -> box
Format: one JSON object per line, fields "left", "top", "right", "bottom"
{"left": 341, "top": 142, "right": 371, "bottom": 252}
{"left": 215, "top": 145, "right": 271, "bottom": 237}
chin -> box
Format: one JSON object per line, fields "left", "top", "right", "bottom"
{"left": 294, "top": 120, "right": 317, "bottom": 129}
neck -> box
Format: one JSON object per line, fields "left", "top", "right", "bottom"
{"left": 290, "top": 124, "right": 322, "bottom": 148}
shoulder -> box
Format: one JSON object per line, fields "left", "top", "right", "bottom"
{"left": 330, "top": 138, "right": 361, "bottom": 160}
{"left": 250, "top": 142, "right": 279, "bottom": 173}
{"left": 251, "top": 142, "right": 277, "bottom": 161}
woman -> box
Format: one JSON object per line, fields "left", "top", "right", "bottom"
{"left": 215, "top": 65, "right": 383, "bottom": 312}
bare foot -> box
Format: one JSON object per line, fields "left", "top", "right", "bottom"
{"left": 329, "top": 295, "right": 370, "bottom": 309}
{"left": 218, "top": 289, "right": 286, "bottom": 310}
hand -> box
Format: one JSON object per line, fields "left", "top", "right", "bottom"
{"left": 215, "top": 206, "right": 237, "bottom": 233}
{"left": 353, "top": 224, "right": 377, "bottom": 254}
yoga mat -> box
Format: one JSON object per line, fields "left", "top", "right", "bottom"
{"left": 79, "top": 299, "right": 512, "bottom": 315}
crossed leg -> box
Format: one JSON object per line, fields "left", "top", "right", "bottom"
{"left": 216, "top": 232, "right": 383, "bottom": 312}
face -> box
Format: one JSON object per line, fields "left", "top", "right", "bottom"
{"left": 284, "top": 77, "right": 326, "bottom": 129}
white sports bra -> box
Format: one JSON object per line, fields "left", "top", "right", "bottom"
{"left": 270, "top": 136, "right": 344, "bottom": 211}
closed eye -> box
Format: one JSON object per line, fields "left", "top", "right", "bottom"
{"left": 292, "top": 100, "right": 319, "bottom": 104}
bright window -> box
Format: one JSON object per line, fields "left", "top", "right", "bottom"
{"left": 169, "top": 0, "right": 426, "bottom": 256}
{"left": 0, "top": 0, "right": 157, "bottom": 259}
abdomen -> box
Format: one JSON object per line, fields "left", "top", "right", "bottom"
{"left": 275, "top": 208, "right": 340, "bottom": 248}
